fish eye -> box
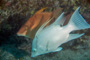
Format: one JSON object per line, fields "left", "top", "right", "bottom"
{"left": 32, "top": 49, "right": 36, "bottom": 52}
{"left": 36, "top": 36, "right": 38, "bottom": 39}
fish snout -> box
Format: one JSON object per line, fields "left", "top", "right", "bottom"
{"left": 31, "top": 51, "right": 39, "bottom": 57}
{"left": 31, "top": 54, "right": 36, "bottom": 57}
{"left": 31, "top": 52, "right": 37, "bottom": 57}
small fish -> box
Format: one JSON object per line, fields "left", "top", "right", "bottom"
{"left": 31, "top": 7, "right": 90, "bottom": 57}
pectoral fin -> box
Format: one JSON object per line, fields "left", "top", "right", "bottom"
{"left": 66, "top": 33, "right": 84, "bottom": 43}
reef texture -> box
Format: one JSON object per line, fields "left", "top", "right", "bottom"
{"left": 0, "top": 0, "right": 90, "bottom": 60}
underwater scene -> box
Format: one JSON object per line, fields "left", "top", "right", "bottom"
{"left": 0, "top": 0, "right": 90, "bottom": 60}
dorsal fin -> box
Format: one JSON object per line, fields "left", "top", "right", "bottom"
{"left": 35, "top": 17, "right": 53, "bottom": 36}
{"left": 52, "top": 12, "right": 65, "bottom": 26}
{"left": 35, "top": 7, "right": 48, "bottom": 14}
{"left": 35, "top": 12, "right": 65, "bottom": 36}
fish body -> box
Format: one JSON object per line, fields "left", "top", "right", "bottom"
{"left": 31, "top": 7, "right": 90, "bottom": 57}
{"left": 37, "top": 25, "right": 70, "bottom": 49}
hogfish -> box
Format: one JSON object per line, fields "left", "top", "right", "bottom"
{"left": 31, "top": 7, "right": 90, "bottom": 57}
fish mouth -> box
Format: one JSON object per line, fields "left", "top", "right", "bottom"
{"left": 31, "top": 55, "right": 35, "bottom": 57}
{"left": 31, "top": 54, "right": 40, "bottom": 57}
{"left": 31, "top": 53, "right": 35, "bottom": 57}
{"left": 31, "top": 54, "right": 42, "bottom": 57}
{"left": 31, "top": 52, "right": 39, "bottom": 57}
{"left": 31, "top": 52, "right": 44, "bottom": 57}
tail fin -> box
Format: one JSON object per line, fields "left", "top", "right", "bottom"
{"left": 68, "top": 7, "right": 90, "bottom": 30}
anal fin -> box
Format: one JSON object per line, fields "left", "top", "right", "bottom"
{"left": 53, "top": 47, "right": 63, "bottom": 52}
{"left": 66, "top": 33, "right": 84, "bottom": 43}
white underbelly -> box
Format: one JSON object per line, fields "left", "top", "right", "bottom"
{"left": 37, "top": 26, "right": 69, "bottom": 51}
{"left": 47, "top": 33, "right": 69, "bottom": 51}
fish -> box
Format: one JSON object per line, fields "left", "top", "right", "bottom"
{"left": 31, "top": 7, "right": 90, "bottom": 57}
{"left": 17, "top": 7, "right": 52, "bottom": 38}
{"left": 17, "top": 7, "right": 63, "bottom": 39}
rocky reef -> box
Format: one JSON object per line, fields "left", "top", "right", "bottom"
{"left": 0, "top": 0, "right": 90, "bottom": 60}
